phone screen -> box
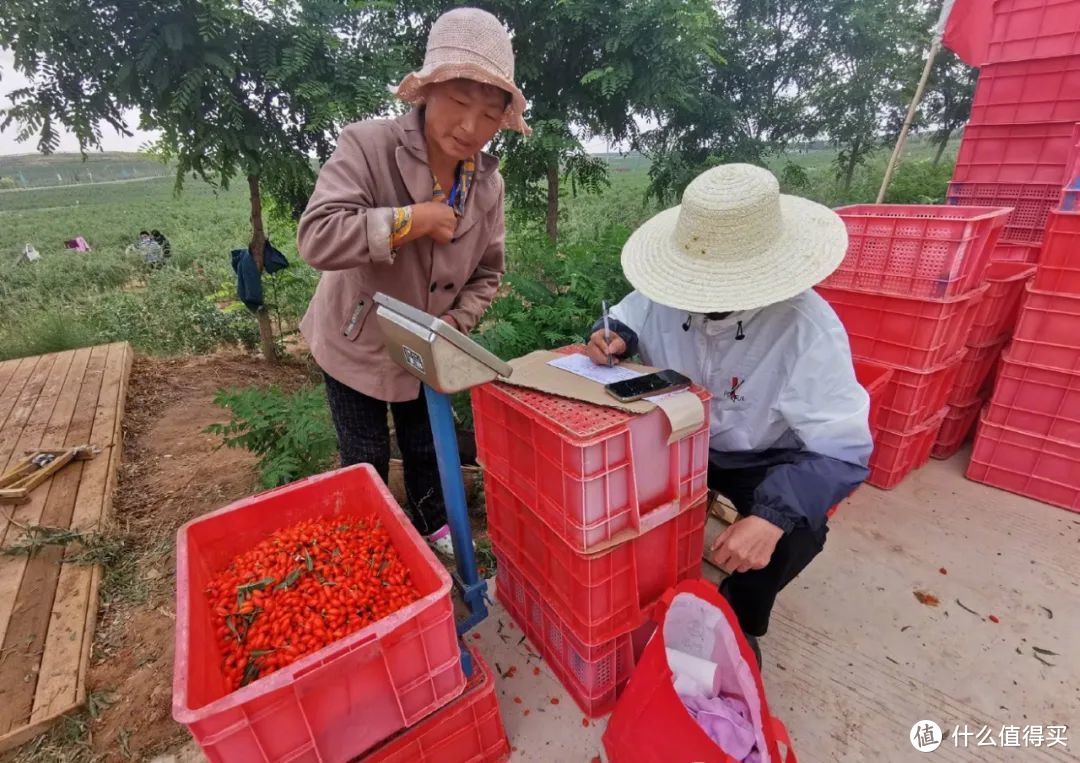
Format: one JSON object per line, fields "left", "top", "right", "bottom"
{"left": 606, "top": 369, "right": 691, "bottom": 401}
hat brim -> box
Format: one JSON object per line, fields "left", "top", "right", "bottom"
{"left": 620, "top": 195, "right": 848, "bottom": 313}
{"left": 390, "top": 63, "right": 531, "bottom": 135}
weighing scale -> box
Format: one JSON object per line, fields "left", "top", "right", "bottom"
{"left": 374, "top": 293, "right": 513, "bottom": 676}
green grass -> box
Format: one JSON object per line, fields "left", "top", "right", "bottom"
{"left": 0, "top": 172, "right": 315, "bottom": 360}
{"left": 0, "top": 141, "right": 957, "bottom": 362}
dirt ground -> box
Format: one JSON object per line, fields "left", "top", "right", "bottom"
{"left": 11, "top": 350, "right": 314, "bottom": 762}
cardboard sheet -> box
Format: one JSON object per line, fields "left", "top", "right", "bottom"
{"left": 504, "top": 350, "right": 705, "bottom": 443}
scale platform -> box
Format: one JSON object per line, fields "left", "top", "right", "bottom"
{"left": 374, "top": 293, "right": 511, "bottom": 395}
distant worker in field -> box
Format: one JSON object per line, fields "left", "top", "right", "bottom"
{"left": 133, "top": 229, "right": 164, "bottom": 267}
{"left": 297, "top": 7, "right": 527, "bottom": 556}
{"left": 586, "top": 164, "right": 872, "bottom": 664}
{"left": 151, "top": 229, "right": 172, "bottom": 260}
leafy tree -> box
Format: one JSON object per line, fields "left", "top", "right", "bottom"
{"left": 809, "top": 0, "right": 931, "bottom": 191}
{"left": 0, "top": 0, "right": 408, "bottom": 360}
{"left": 642, "top": 0, "right": 822, "bottom": 202}
{"left": 920, "top": 49, "right": 976, "bottom": 164}
{"left": 422, "top": 0, "right": 722, "bottom": 240}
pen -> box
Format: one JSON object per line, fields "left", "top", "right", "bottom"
{"left": 602, "top": 300, "right": 613, "bottom": 368}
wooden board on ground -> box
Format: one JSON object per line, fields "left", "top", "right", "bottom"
{"left": 0, "top": 343, "right": 133, "bottom": 753}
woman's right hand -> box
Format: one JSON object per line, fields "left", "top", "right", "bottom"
{"left": 586, "top": 330, "right": 627, "bottom": 366}
{"left": 411, "top": 201, "right": 458, "bottom": 245}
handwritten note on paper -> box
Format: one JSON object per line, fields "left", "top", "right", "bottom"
{"left": 547, "top": 353, "right": 643, "bottom": 385}
{"left": 547, "top": 353, "right": 683, "bottom": 403}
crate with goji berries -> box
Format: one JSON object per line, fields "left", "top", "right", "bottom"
{"left": 173, "top": 464, "right": 465, "bottom": 762}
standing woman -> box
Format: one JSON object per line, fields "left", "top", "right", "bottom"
{"left": 298, "top": 8, "right": 528, "bottom": 555}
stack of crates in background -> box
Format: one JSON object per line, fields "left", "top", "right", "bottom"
{"left": 967, "top": 148, "right": 1080, "bottom": 512}
{"left": 472, "top": 364, "right": 712, "bottom": 717}
{"left": 931, "top": 259, "right": 1036, "bottom": 458}
{"left": 946, "top": 0, "right": 1080, "bottom": 255}
{"left": 816, "top": 204, "right": 1011, "bottom": 488}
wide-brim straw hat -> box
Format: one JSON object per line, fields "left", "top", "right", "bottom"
{"left": 390, "top": 8, "right": 530, "bottom": 135}
{"left": 621, "top": 164, "right": 848, "bottom": 313}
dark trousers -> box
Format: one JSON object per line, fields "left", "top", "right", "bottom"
{"left": 323, "top": 373, "right": 447, "bottom": 536}
{"left": 709, "top": 462, "right": 828, "bottom": 638}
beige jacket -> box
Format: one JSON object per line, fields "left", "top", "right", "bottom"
{"left": 298, "top": 110, "right": 506, "bottom": 401}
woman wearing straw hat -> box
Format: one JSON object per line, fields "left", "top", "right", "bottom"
{"left": 298, "top": 8, "right": 528, "bottom": 556}
{"left": 586, "top": 164, "right": 873, "bottom": 663}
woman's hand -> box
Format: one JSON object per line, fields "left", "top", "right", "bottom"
{"left": 710, "top": 516, "right": 784, "bottom": 573}
{"left": 586, "top": 329, "right": 627, "bottom": 366}
{"left": 411, "top": 201, "right": 458, "bottom": 245}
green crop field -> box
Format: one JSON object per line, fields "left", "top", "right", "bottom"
{"left": 0, "top": 141, "right": 957, "bottom": 363}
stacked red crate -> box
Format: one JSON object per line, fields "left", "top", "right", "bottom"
{"left": 817, "top": 204, "right": 1011, "bottom": 488}
{"left": 968, "top": 207, "right": 1080, "bottom": 512}
{"left": 931, "top": 260, "right": 1037, "bottom": 458}
{"left": 946, "top": 5, "right": 1080, "bottom": 248}
{"left": 361, "top": 647, "right": 511, "bottom": 763}
{"left": 471, "top": 366, "right": 712, "bottom": 717}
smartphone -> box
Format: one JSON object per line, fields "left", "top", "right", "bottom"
{"left": 605, "top": 369, "right": 692, "bottom": 402}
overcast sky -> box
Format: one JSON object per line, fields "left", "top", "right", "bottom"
{"left": 0, "top": 49, "right": 159, "bottom": 155}
{"left": 1, "top": 48, "right": 617, "bottom": 156}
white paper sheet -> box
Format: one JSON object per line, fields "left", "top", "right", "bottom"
{"left": 547, "top": 354, "right": 683, "bottom": 403}
{"left": 547, "top": 353, "right": 643, "bottom": 385}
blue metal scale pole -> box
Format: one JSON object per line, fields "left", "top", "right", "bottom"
{"left": 423, "top": 386, "right": 487, "bottom": 675}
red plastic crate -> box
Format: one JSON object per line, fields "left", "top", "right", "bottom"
{"left": 867, "top": 408, "right": 948, "bottom": 489}
{"left": 966, "top": 261, "right": 1038, "bottom": 345}
{"left": 1010, "top": 285, "right": 1080, "bottom": 372}
{"left": 947, "top": 181, "right": 1061, "bottom": 244}
{"left": 967, "top": 417, "right": 1080, "bottom": 512}
{"left": 173, "top": 465, "right": 465, "bottom": 763}
{"left": 854, "top": 359, "right": 894, "bottom": 437}
{"left": 361, "top": 648, "right": 510, "bottom": 763}
{"left": 1063, "top": 126, "right": 1080, "bottom": 210}
{"left": 985, "top": 354, "right": 1080, "bottom": 443}
{"left": 931, "top": 399, "right": 983, "bottom": 460}
{"left": 485, "top": 473, "right": 704, "bottom": 645}
{"left": 494, "top": 550, "right": 638, "bottom": 718}
{"left": 825, "top": 204, "right": 1008, "bottom": 298}
{"left": 991, "top": 242, "right": 1042, "bottom": 263}
{"left": 1033, "top": 211, "right": 1080, "bottom": 294}
{"left": 970, "top": 56, "right": 1080, "bottom": 123}
{"left": 471, "top": 376, "right": 710, "bottom": 554}
{"left": 952, "top": 121, "right": 1079, "bottom": 184}
{"left": 949, "top": 341, "right": 1007, "bottom": 405}
{"left": 817, "top": 284, "right": 987, "bottom": 370}
{"left": 986, "top": 0, "right": 1080, "bottom": 63}
{"left": 871, "top": 350, "right": 965, "bottom": 433}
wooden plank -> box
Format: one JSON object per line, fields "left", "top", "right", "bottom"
{"left": 31, "top": 344, "right": 132, "bottom": 725}
{"left": 0, "top": 349, "right": 92, "bottom": 644}
{"left": 0, "top": 358, "right": 24, "bottom": 401}
{"left": 0, "top": 347, "right": 100, "bottom": 735}
{"left": 0, "top": 351, "right": 76, "bottom": 475}
{"left": 0, "top": 355, "right": 54, "bottom": 469}
{"left": 0, "top": 351, "right": 79, "bottom": 546}
{"left": 0, "top": 356, "right": 41, "bottom": 436}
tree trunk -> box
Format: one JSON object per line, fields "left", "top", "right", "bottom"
{"left": 932, "top": 135, "right": 949, "bottom": 165}
{"left": 545, "top": 159, "right": 559, "bottom": 242}
{"left": 248, "top": 174, "right": 277, "bottom": 363}
{"left": 842, "top": 142, "right": 861, "bottom": 193}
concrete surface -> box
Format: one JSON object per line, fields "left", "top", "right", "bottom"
{"left": 156, "top": 450, "right": 1079, "bottom": 762}
{"left": 471, "top": 449, "right": 1078, "bottom": 762}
